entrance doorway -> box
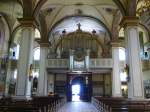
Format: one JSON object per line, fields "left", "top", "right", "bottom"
{"left": 66, "top": 73, "right": 92, "bottom": 102}
{"left": 72, "top": 84, "right": 80, "bottom": 101}
{"left": 71, "top": 76, "right": 84, "bottom": 102}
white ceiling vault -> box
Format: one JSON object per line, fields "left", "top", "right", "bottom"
{"left": 48, "top": 16, "right": 111, "bottom": 47}
{"left": 50, "top": 16, "right": 106, "bottom": 34}
{"left": 0, "top": 0, "right": 149, "bottom": 45}
{"left": 36, "top": 0, "right": 122, "bottom": 43}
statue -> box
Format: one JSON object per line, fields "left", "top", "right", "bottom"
{"left": 77, "top": 23, "right": 81, "bottom": 30}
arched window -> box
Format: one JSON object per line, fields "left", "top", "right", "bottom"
{"left": 119, "top": 28, "right": 124, "bottom": 37}
{"left": 119, "top": 48, "right": 125, "bottom": 61}
{"left": 35, "top": 29, "right": 41, "bottom": 39}
{"left": 120, "top": 72, "right": 127, "bottom": 82}
{"left": 9, "top": 45, "right": 20, "bottom": 60}
{"left": 33, "top": 71, "right": 39, "bottom": 77}
{"left": 119, "top": 48, "right": 127, "bottom": 82}
{"left": 34, "top": 47, "right": 40, "bottom": 60}
{"left": 14, "top": 69, "right": 17, "bottom": 79}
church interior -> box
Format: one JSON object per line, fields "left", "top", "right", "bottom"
{"left": 0, "top": 0, "right": 150, "bottom": 112}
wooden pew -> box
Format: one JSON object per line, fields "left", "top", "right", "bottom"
{"left": 0, "top": 96, "right": 66, "bottom": 112}
{"left": 32, "top": 95, "right": 66, "bottom": 112}
{"left": 92, "top": 96, "right": 150, "bottom": 112}
{"left": 0, "top": 98, "right": 40, "bottom": 112}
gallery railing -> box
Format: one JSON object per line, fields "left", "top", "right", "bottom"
{"left": 47, "top": 59, "right": 68, "bottom": 68}
{"left": 10, "top": 58, "right": 150, "bottom": 71}
{"left": 47, "top": 58, "right": 113, "bottom": 69}
{"left": 89, "top": 58, "right": 113, "bottom": 68}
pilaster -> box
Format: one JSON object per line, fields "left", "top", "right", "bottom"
{"left": 121, "top": 17, "right": 144, "bottom": 99}
{"left": 38, "top": 42, "right": 50, "bottom": 96}
{"left": 15, "top": 18, "right": 35, "bottom": 98}
{"left": 69, "top": 49, "right": 74, "bottom": 71}
{"left": 111, "top": 42, "right": 122, "bottom": 97}
{"left": 85, "top": 49, "right": 90, "bottom": 71}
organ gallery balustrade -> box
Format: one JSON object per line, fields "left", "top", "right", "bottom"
{"left": 8, "top": 58, "right": 150, "bottom": 70}
{"left": 47, "top": 58, "right": 113, "bottom": 69}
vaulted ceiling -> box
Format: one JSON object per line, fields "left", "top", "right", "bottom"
{"left": 36, "top": 0, "right": 122, "bottom": 42}
{"left": 0, "top": 0, "right": 149, "bottom": 45}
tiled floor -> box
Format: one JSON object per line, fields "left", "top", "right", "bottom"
{"left": 57, "top": 101, "right": 99, "bottom": 112}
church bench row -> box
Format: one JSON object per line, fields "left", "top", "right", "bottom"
{"left": 32, "top": 96, "right": 66, "bottom": 112}
{"left": 0, "top": 106, "right": 39, "bottom": 112}
{"left": 92, "top": 97, "right": 150, "bottom": 112}
{"left": 0, "top": 96, "right": 66, "bottom": 112}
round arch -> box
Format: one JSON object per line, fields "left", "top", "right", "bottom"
{"left": 33, "top": 47, "right": 40, "bottom": 60}
{"left": 71, "top": 76, "right": 85, "bottom": 85}
{"left": 119, "top": 47, "right": 126, "bottom": 61}
{"left": 9, "top": 26, "right": 41, "bottom": 60}
{"left": 54, "top": 31, "right": 104, "bottom": 54}
{"left": 0, "top": 14, "right": 11, "bottom": 58}
{"left": 113, "top": 0, "right": 126, "bottom": 16}
{"left": 139, "top": 23, "right": 150, "bottom": 42}
{"left": 10, "top": 25, "right": 22, "bottom": 46}
{"left": 33, "top": 0, "right": 125, "bottom": 18}
{"left": 48, "top": 15, "right": 112, "bottom": 41}
{"left": 118, "top": 23, "right": 150, "bottom": 43}
{"left": 11, "top": 25, "right": 41, "bottom": 46}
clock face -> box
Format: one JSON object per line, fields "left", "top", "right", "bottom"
{"left": 74, "top": 48, "right": 85, "bottom": 61}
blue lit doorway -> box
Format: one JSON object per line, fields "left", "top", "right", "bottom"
{"left": 72, "top": 84, "right": 81, "bottom": 101}
{"left": 67, "top": 73, "right": 92, "bottom": 102}
{"left": 71, "top": 76, "right": 84, "bottom": 102}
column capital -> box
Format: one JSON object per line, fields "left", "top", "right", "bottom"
{"left": 39, "top": 42, "right": 50, "bottom": 47}
{"left": 111, "top": 41, "right": 122, "bottom": 48}
{"left": 120, "top": 16, "right": 139, "bottom": 28}
{"left": 18, "top": 17, "right": 36, "bottom": 28}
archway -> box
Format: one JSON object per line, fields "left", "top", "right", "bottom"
{"left": 71, "top": 76, "right": 84, "bottom": 102}
{"left": 0, "top": 15, "right": 10, "bottom": 95}
{"left": 66, "top": 72, "right": 92, "bottom": 102}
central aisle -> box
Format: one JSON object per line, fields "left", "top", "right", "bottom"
{"left": 57, "top": 102, "right": 99, "bottom": 112}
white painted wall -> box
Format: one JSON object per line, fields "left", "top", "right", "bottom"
{"left": 143, "top": 70, "right": 150, "bottom": 80}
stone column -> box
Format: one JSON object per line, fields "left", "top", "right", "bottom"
{"left": 112, "top": 42, "right": 122, "bottom": 97}
{"left": 69, "top": 49, "right": 74, "bottom": 71}
{"left": 38, "top": 43, "right": 49, "bottom": 96}
{"left": 122, "top": 17, "right": 144, "bottom": 99}
{"left": 85, "top": 49, "right": 90, "bottom": 71}
{"left": 5, "top": 60, "right": 12, "bottom": 95}
{"left": 15, "top": 18, "right": 35, "bottom": 98}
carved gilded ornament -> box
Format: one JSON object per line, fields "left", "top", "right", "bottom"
{"left": 120, "top": 16, "right": 139, "bottom": 28}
